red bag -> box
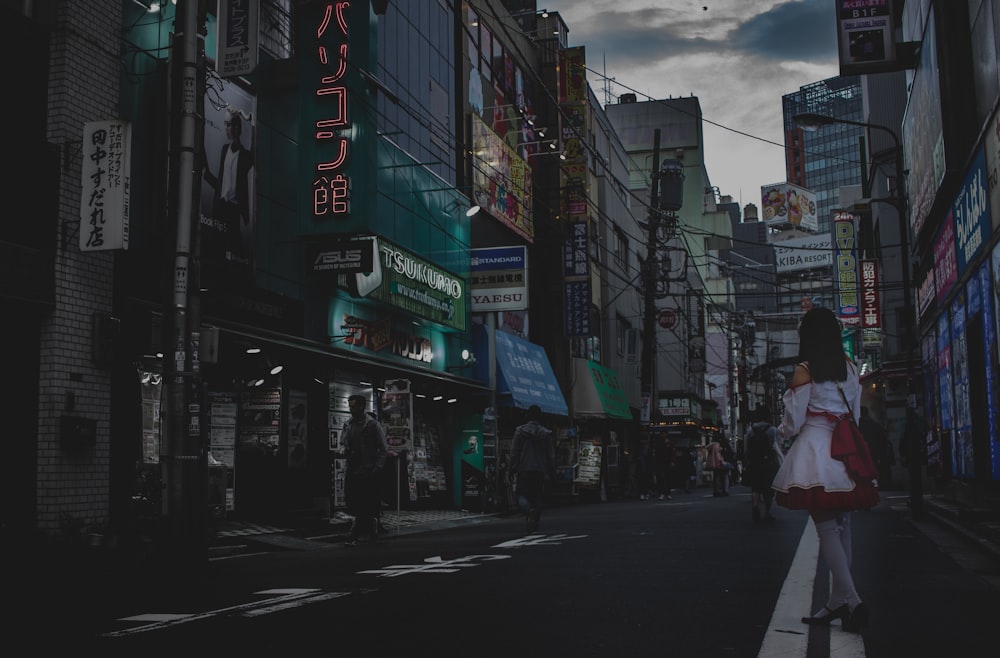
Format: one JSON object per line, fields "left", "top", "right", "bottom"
{"left": 830, "top": 414, "right": 879, "bottom": 480}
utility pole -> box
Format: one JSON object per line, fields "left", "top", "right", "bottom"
{"left": 640, "top": 129, "right": 662, "bottom": 424}
{"left": 165, "top": 0, "right": 207, "bottom": 563}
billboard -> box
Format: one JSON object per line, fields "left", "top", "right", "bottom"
{"left": 833, "top": 211, "right": 861, "bottom": 326}
{"left": 836, "top": 0, "right": 898, "bottom": 76}
{"left": 760, "top": 182, "right": 818, "bottom": 232}
{"left": 773, "top": 234, "right": 832, "bottom": 273}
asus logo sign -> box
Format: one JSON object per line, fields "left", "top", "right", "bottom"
{"left": 313, "top": 249, "right": 363, "bottom": 270}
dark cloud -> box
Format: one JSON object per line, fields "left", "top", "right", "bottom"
{"left": 558, "top": 1, "right": 836, "bottom": 65}
{"left": 730, "top": 1, "right": 838, "bottom": 61}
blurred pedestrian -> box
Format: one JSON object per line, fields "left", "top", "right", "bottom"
{"left": 706, "top": 437, "right": 729, "bottom": 496}
{"left": 772, "top": 308, "right": 878, "bottom": 632}
{"left": 509, "top": 405, "right": 556, "bottom": 533}
{"left": 652, "top": 434, "right": 674, "bottom": 500}
{"left": 342, "top": 394, "right": 388, "bottom": 546}
{"left": 858, "top": 406, "right": 891, "bottom": 487}
{"left": 745, "top": 406, "right": 783, "bottom": 522}
{"left": 677, "top": 446, "right": 697, "bottom": 493}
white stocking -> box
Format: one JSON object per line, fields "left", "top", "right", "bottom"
{"left": 837, "top": 512, "right": 852, "bottom": 567}
{"left": 815, "top": 518, "right": 862, "bottom": 610}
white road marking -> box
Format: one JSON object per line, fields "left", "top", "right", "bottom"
{"left": 358, "top": 554, "right": 511, "bottom": 577}
{"left": 760, "top": 517, "right": 867, "bottom": 657}
{"left": 102, "top": 589, "right": 327, "bottom": 637}
{"left": 758, "top": 518, "right": 815, "bottom": 657}
{"left": 491, "top": 533, "right": 588, "bottom": 548}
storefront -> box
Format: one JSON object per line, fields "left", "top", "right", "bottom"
{"left": 570, "top": 358, "right": 635, "bottom": 498}
{"left": 472, "top": 324, "right": 570, "bottom": 510}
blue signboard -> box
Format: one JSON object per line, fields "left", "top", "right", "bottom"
{"left": 951, "top": 294, "right": 971, "bottom": 478}
{"left": 975, "top": 262, "right": 1000, "bottom": 479}
{"left": 954, "top": 146, "right": 990, "bottom": 277}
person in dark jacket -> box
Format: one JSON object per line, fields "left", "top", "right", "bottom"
{"left": 342, "top": 394, "right": 388, "bottom": 546}
{"left": 745, "top": 406, "right": 784, "bottom": 522}
{"left": 509, "top": 405, "right": 556, "bottom": 533}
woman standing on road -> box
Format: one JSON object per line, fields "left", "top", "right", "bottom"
{"left": 771, "top": 307, "right": 879, "bottom": 633}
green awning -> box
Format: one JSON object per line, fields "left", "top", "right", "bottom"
{"left": 571, "top": 358, "right": 633, "bottom": 419}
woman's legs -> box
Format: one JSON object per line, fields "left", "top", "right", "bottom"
{"left": 810, "top": 510, "right": 862, "bottom": 613}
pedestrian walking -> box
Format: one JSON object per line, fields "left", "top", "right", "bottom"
{"left": 705, "top": 437, "right": 728, "bottom": 496}
{"left": 771, "top": 307, "right": 879, "bottom": 632}
{"left": 342, "top": 394, "right": 388, "bottom": 546}
{"left": 509, "top": 404, "right": 556, "bottom": 533}
{"left": 744, "top": 406, "right": 783, "bottom": 522}
{"left": 652, "top": 434, "right": 674, "bottom": 500}
{"left": 858, "top": 406, "right": 892, "bottom": 487}
{"left": 677, "top": 446, "right": 697, "bottom": 492}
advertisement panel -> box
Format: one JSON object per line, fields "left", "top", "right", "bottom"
{"left": 933, "top": 211, "right": 958, "bottom": 304}
{"left": 760, "top": 182, "right": 818, "bottom": 231}
{"left": 215, "top": 0, "right": 259, "bottom": 78}
{"left": 988, "top": 108, "right": 1000, "bottom": 232}
{"left": 199, "top": 79, "right": 256, "bottom": 268}
{"left": 836, "top": 0, "right": 897, "bottom": 75}
{"left": 471, "top": 115, "right": 534, "bottom": 242}
{"left": 773, "top": 233, "right": 832, "bottom": 273}
{"left": 860, "top": 259, "right": 881, "bottom": 329}
{"left": 903, "top": 12, "right": 944, "bottom": 238}
{"left": 80, "top": 120, "right": 131, "bottom": 251}
{"left": 953, "top": 146, "right": 990, "bottom": 277}
{"left": 470, "top": 246, "right": 528, "bottom": 312}
{"left": 833, "top": 212, "right": 861, "bottom": 326}
{"left": 364, "top": 238, "right": 467, "bottom": 332}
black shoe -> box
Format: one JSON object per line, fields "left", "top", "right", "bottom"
{"left": 843, "top": 603, "right": 869, "bottom": 632}
{"left": 801, "top": 604, "right": 849, "bottom": 626}
{"left": 343, "top": 538, "right": 359, "bottom": 548}
{"left": 752, "top": 507, "right": 761, "bottom": 523}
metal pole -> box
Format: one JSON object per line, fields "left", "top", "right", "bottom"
{"left": 166, "top": 0, "right": 207, "bottom": 561}
{"left": 640, "top": 129, "right": 662, "bottom": 424}
{"left": 891, "top": 141, "right": 924, "bottom": 520}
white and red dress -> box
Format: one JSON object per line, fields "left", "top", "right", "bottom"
{"left": 772, "top": 362, "right": 879, "bottom": 511}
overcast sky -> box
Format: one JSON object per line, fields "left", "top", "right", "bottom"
{"left": 542, "top": 0, "right": 840, "bottom": 210}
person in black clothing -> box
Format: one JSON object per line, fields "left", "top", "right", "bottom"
{"left": 652, "top": 435, "right": 674, "bottom": 500}
{"left": 858, "top": 406, "right": 891, "bottom": 487}
{"left": 509, "top": 405, "right": 556, "bottom": 533}
{"left": 745, "top": 406, "right": 784, "bottom": 522}
{"left": 342, "top": 394, "right": 388, "bottom": 546}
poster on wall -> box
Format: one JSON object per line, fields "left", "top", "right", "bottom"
{"left": 240, "top": 387, "right": 281, "bottom": 457}
{"left": 936, "top": 311, "right": 954, "bottom": 474}
{"left": 381, "top": 379, "right": 413, "bottom": 453}
{"left": 951, "top": 294, "right": 972, "bottom": 478}
{"left": 287, "top": 389, "right": 307, "bottom": 469}
{"left": 199, "top": 77, "right": 257, "bottom": 270}
{"left": 575, "top": 441, "right": 602, "bottom": 487}
{"left": 208, "top": 391, "right": 238, "bottom": 510}
{"left": 991, "top": 243, "right": 1000, "bottom": 478}
{"left": 922, "top": 333, "right": 941, "bottom": 469}
{"left": 140, "top": 370, "right": 162, "bottom": 463}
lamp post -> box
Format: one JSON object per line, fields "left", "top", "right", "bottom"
{"left": 792, "top": 112, "right": 923, "bottom": 519}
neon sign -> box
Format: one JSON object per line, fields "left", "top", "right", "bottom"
{"left": 309, "top": 2, "right": 351, "bottom": 219}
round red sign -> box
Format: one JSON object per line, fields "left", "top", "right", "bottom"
{"left": 658, "top": 308, "right": 677, "bottom": 329}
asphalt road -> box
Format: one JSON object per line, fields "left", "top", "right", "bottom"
{"left": 17, "top": 486, "right": 1000, "bottom": 657}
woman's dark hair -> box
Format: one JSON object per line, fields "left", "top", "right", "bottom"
{"left": 797, "top": 307, "right": 847, "bottom": 382}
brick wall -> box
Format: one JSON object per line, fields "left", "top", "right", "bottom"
{"left": 36, "top": 0, "right": 121, "bottom": 537}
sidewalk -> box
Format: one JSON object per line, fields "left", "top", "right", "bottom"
{"left": 922, "top": 494, "right": 1000, "bottom": 560}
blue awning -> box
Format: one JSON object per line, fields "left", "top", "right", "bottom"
{"left": 472, "top": 325, "right": 568, "bottom": 417}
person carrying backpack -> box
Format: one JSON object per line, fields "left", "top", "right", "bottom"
{"left": 745, "top": 406, "right": 784, "bottom": 522}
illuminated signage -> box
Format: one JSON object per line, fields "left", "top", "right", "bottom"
{"left": 833, "top": 211, "right": 860, "bottom": 326}
{"left": 307, "top": 2, "right": 352, "bottom": 220}
{"left": 860, "top": 258, "right": 881, "bottom": 329}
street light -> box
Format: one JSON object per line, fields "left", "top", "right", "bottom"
{"left": 792, "top": 111, "right": 923, "bottom": 519}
